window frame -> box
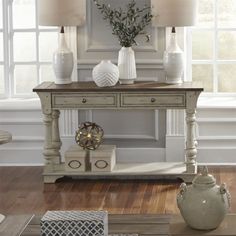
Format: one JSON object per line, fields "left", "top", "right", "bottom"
{"left": 186, "top": 0, "right": 236, "bottom": 98}
{"left": 1, "top": 0, "right": 58, "bottom": 99}
{"left": 0, "top": 0, "right": 8, "bottom": 99}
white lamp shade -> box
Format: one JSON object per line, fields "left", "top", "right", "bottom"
{"left": 152, "top": 0, "right": 197, "bottom": 27}
{"left": 38, "top": 0, "right": 86, "bottom": 26}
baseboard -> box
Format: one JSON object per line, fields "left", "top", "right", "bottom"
{"left": 198, "top": 148, "right": 236, "bottom": 163}
{"left": 198, "top": 163, "right": 236, "bottom": 166}
{"left": 0, "top": 163, "right": 44, "bottom": 166}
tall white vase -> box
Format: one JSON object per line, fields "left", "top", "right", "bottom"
{"left": 118, "top": 47, "right": 137, "bottom": 84}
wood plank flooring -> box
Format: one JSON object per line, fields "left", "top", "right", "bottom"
{"left": 0, "top": 166, "right": 235, "bottom": 215}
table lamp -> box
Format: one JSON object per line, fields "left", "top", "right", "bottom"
{"left": 38, "top": 0, "right": 86, "bottom": 84}
{"left": 152, "top": 0, "right": 197, "bottom": 84}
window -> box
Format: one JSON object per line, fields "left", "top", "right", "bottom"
{"left": 0, "top": 0, "right": 58, "bottom": 98}
{"left": 187, "top": 0, "right": 236, "bottom": 94}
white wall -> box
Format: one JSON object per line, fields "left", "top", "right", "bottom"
{"left": 0, "top": 0, "right": 236, "bottom": 165}
{"left": 197, "top": 104, "right": 236, "bottom": 164}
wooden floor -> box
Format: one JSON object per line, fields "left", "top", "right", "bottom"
{"left": 0, "top": 166, "right": 235, "bottom": 215}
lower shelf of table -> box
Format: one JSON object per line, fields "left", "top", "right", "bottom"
{"left": 43, "top": 162, "right": 197, "bottom": 183}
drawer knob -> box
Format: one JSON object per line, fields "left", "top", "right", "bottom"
{"left": 151, "top": 98, "right": 156, "bottom": 103}
{"left": 82, "top": 98, "right": 87, "bottom": 103}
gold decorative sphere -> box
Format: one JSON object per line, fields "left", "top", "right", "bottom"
{"left": 75, "top": 122, "right": 104, "bottom": 150}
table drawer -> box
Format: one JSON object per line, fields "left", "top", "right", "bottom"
{"left": 121, "top": 93, "right": 185, "bottom": 107}
{"left": 52, "top": 93, "right": 117, "bottom": 108}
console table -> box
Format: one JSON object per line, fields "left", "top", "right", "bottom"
{"left": 33, "top": 81, "right": 203, "bottom": 183}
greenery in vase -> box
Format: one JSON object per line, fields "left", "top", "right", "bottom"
{"left": 93, "top": 0, "right": 153, "bottom": 48}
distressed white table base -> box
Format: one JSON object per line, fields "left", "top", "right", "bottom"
{"left": 34, "top": 82, "right": 203, "bottom": 184}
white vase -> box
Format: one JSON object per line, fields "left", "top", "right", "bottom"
{"left": 92, "top": 60, "right": 119, "bottom": 87}
{"left": 118, "top": 47, "right": 137, "bottom": 84}
{"left": 53, "top": 32, "right": 73, "bottom": 85}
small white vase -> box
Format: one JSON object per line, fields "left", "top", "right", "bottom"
{"left": 92, "top": 60, "right": 119, "bottom": 87}
{"left": 118, "top": 47, "right": 137, "bottom": 84}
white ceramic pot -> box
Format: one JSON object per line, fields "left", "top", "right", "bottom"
{"left": 92, "top": 60, "right": 119, "bottom": 87}
{"left": 177, "top": 167, "right": 231, "bottom": 230}
{"left": 118, "top": 47, "right": 137, "bottom": 84}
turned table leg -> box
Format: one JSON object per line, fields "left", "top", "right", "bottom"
{"left": 52, "top": 110, "right": 62, "bottom": 164}
{"left": 43, "top": 113, "right": 54, "bottom": 172}
{"left": 37, "top": 92, "right": 63, "bottom": 183}
{"left": 185, "top": 108, "right": 197, "bottom": 173}
{"left": 43, "top": 111, "right": 62, "bottom": 172}
{"left": 185, "top": 91, "right": 201, "bottom": 174}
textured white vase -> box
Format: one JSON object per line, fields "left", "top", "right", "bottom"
{"left": 53, "top": 32, "right": 73, "bottom": 85}
{"left": 118, "top": 47, "right": 137, "bottom": 84}
{"left": 92, "top": 60, "right": 119, "bottom": 87}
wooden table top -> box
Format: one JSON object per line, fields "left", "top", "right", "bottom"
{"left": 3, "top": 214, "right": 233, "bottom": 236}
{"left": 33, "top": 81, "right": 204, "bottom": 93}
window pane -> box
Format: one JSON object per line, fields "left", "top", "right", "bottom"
{"left": 40, "top": 65, "right": 55, "bottom": 82}
{"left": 218, "top": 64, "right": 236, "bottom": 92}
{"left": 14, "top": 65, "right": 37, "bottom": 94}
{"left": 14, "top": 32, "right": 36, "bottom": 62}
{"left": 197, "top": 0, "right": 214, "bottom": 27}
{"left": 0, "top": 66, "right": 4, "bottom": 94}
{"left": 192, "top": 31, "right": 214, "bottom": 60}
{"left": 13, "top": 0, "right": 35, "bottom": 29}
{"left": 0, "top": 0, "right": 3, "bottom": 29}
{"left": 0, "top": 33, "right": 3, "bottom": 61}
{"left": 218, "top": 31, "right": 236, "bottom": 60}
{"left": 39, "top": 32, "right": 58, "bottom": 62}
{"left": 218, "top": 0, "right": 236, "bottom": 28}
{"left": 192, "top": 64, "right": 213, "bottom": 92}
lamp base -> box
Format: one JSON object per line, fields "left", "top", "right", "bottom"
{"left": 53, "top": 51, "right": 73, "bottom": 85}
{"left": 163, "top": 31, "right": 184, "bottom": 84}
{"left": 53, "top": 30, "right": 73, "bottom": 85}
{"left": 166, "top": 77, "right": 183, "bottom": 84}
{"left": 54, "top": 77, "right": 72, "bottom": 85}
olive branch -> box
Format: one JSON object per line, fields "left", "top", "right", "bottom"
{"left": 93, "top": 0, "right": 153, "bottom": 47}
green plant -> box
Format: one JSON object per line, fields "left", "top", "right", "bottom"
{"left": 94, "top": 0, "right": 153, "bottom": 47}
